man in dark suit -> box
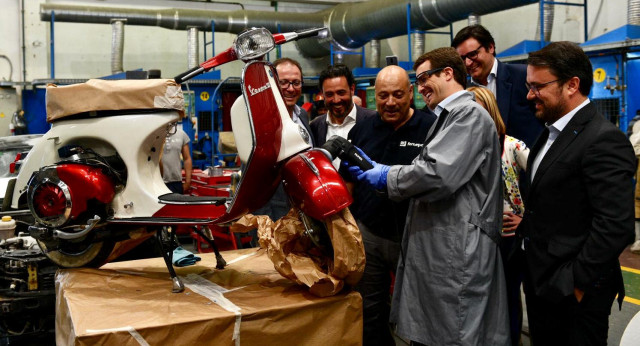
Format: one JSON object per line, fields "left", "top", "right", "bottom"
{"left": 518, "top": 41, "right": 636, "bottom": 345}
{"left": 453, "top": 25, "right": 543, "bottom": 148}
{"left": 310, "top": 64, "right": 376, "bottom": 150}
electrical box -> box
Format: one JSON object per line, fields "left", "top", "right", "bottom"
{"left": 0, "top": 87, "right": 18, "bottom": 137}
{"left": 413, "top": 86, "right": 426, "bottom": 110}
{"left": 365, "top": 87, "right": 376, "bottom": 110}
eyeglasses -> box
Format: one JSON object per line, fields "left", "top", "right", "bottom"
{"left": 415, "top": 67, "right": 445, "bottom": 86}
{"left": 525, "top": 79, "right": 561, "bottom": 96}
{"left": 460, "top": 46, "right": 483, "bottom": 61}
{"left": 278, "top": 79, "right": 302, "bottom": 89}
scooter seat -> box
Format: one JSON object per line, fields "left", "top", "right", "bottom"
{"left": 158, "top": 193, "right": 228, "bottom": 206}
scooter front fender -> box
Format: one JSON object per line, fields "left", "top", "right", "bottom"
{"left": 281, "top": 149, "right": 352, "bottom": 220}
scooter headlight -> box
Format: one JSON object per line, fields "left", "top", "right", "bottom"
{"left": 234, "top": 28, "right": 275, "bottom": 60}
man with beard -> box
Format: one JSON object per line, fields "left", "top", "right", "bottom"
{"left": 340, "top": 65, "right": 435, "bottom": 346}
{"left": 517, "top": 41, "right": 635, "bottom": 345}
{"left": 345, "top": 47, "right": 510, "bottom": 345}
{"left": 453, "top": 25, "right": 542, "bottom": 148}
{"left": 310, "top": 64, "right": 376, "bottom": 156}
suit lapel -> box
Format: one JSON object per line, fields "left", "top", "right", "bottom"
{"left": 496, "top": 61, "right": 512, "bottom": 126}
{"left": 527, "top": 127, "right": 549, "bottom": 182}
{"left": 530, "top": 103, "right": 595, "bottom": 190}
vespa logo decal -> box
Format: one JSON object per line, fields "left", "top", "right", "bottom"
{"left": 248, "top": 82, "right": 271, "bottom": 96}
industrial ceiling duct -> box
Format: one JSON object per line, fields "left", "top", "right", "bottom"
{"left": 110, "top": 19, "right": 125, "bottom": 74}
{"left": 468, "top": 14, "right": 481, "bottom": 26}
{"left": 535, "top": 3, "right": 555, "bottom": 42}
{"left": 40, "top": 0, "right": 538, "bottom": 59}
{"left": 630, "top": 0, "right": 640, "bottom": 26}
{"left": 187, "top": 27, "right": 199, "bottom": 69}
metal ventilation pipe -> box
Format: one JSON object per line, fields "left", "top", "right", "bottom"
{"left": 468, "top": 14, "right": 481, "bottom": 26}
{"left": 412, "top": 33, "right": 425, "bottom": 60}
{"left": 110, "top": 19, "right": 125, "bottom": 74}
{"left": 535, "top": 3, "right": 555, "bottom": 42}
{"left": 367, "top": 39, "right": 381, "bottom": 68}
{"left": 630, "top": 0, "right": 640, "bottom": 25}
{"left": 40, "top": 0, "right": 538, "bottom": 58}
{"left": 187, "top": 27, "right": 199, "bottom": 69}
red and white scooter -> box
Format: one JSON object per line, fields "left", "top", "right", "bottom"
{"left": 7, "top": 27, "right": 360, "bottom": 292}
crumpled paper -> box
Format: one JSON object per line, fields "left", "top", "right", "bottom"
{"left": 230, "top": 208, "right": 365, "bottom": 297}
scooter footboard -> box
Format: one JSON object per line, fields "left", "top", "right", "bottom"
{"left": 281, "top": 150, "right": 352, "bottom": 221}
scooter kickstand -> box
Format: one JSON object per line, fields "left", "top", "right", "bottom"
{"left": 156, "top": 227, "right": 185, "bottom": 293}
{"left": 193, "top": 226, "right": 226, "bottom": 269}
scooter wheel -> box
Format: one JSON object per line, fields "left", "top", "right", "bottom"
{"left": 299, "top": 211, "right": 334, "bottom": 258}
{"left": 36, "top": 239, "right": 115, "bottom": 268}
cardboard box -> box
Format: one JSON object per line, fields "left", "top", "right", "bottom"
{"left": 55, "top": 248, "right": 362, "bottom": 346}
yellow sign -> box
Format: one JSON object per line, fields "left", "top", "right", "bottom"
{"left": 0, "top": 113, "right": 4, "bottom": 118}
{"left": 593, "top": 68, "right": 606, "bottom": 83}
{"left": 200, "top": 91, "right": 210, "bottom": 101}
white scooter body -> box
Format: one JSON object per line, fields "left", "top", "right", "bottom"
{"left": 11, "top": 63, "right": 310, "bottom": 222}
{"left": 11, "top": 112, "right": 175, "bottom": 218}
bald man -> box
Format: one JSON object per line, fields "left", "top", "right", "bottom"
{"left": 339, "top": 65, "right": 436, "bottom": 346}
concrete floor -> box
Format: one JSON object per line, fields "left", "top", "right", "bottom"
{"left": 389, "top": 245, "right": 640, "bottom": 345}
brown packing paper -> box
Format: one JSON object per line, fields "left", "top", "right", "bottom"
{"left": 46, "top": 78, "right": 185, "bottom": 122}
{"left": 56, "top": 248, "right": 362, "bottom": 346}
{"left": 230, "top": 208, "right": 366, "bottom": 297}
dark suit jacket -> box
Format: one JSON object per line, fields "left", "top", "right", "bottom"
{"left": 309, "top": 105, "right": 377, "bottom": 146}
{"left": 518, "top": 102, "right": 636, "bottom": 303}
{"left": 494, "top": 61, "right": 544, "bottom": 147}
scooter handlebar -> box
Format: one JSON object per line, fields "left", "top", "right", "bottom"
{"left": 295, "top": 27, "right": 327, "bottom": 40}
{"left": 174, "top": 66, "right": 205, "bottom": 84}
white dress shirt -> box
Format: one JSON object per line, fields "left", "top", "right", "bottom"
{"left": 530, "top": 99, "right": 591, "bottom": 180}
{"left": 326, "top": 105, "right": 358, "bottom": 168}
{"left": 471, "top": 57, "right": 498, "bottom": 96}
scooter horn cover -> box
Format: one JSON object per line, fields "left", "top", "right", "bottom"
{"left": 281, "top": 149, "right": 352, "bottom": 220}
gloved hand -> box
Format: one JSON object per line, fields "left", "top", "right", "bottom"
{"left": 343, "top": 147, "right": 390, "bottom": 190}
{"left": 341, "top": 146, "right": 373, "bottom": 179}
{"left": 356, "top": 162, "right": 390, "bottom": 190}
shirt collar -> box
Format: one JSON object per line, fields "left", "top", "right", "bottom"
{"left": 326, "top": 104, "right": 357, "bottom": 125}
{"left": 470, "top": 57, "right": 498, "bottom": 86}
{"left": 434, "top": 90, "right": 466, "bottom": 116}
{"left": 490, "top": 58, "right": 498, "bottom": 77}
{"left": 291, "top": 104, "right": 302, "bottom": 123}
{"left": 548, "top": 98, "right": 590, "bottom": 133}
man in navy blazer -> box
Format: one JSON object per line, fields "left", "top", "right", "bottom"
{"left": 453, "top": 25, "right": 543, "bottom": 147}
{"left": 519, "top": 41, "right": 635, "bottom": 345}
{"left": 310, "top": 64, "right": 376, "bottom": 149}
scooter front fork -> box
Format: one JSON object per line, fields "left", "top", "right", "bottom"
{"left": 156, "top": 227, "right": 185, "bottom": 293}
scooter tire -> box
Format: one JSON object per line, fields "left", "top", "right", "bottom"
{"left": 36, "top": 239, "right": 115, "bottom": 268}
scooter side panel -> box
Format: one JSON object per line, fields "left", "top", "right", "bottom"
{"left": 281, "top": 150, "right": 353, "bottom": 220}
{"left": 12, "top": 112, "right": 177, "bottom": 219}
{"left": 212, "top": 62, "right": 287, "bottom": 223}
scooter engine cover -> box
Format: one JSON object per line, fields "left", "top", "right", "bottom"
{"left": 27, "top": 164, "right": 115, "bottom": 227}
{"left": 281, "top": 149, "right": 352, "bottom": 220}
